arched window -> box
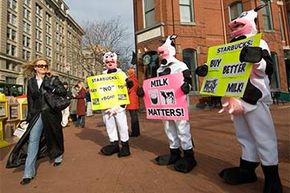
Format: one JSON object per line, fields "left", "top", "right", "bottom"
{"left": 270, "top": 52, "right": 280, "bottom": 89}
{"left": 182, "top": 48, "right": 198, "bottom": 91}
{"left": 229, "top": 1, "right": 243, "bottom": 21}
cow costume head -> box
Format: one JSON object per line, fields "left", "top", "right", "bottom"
{"left": 157, "top": 34, "right": 177, "bottom": 66}
{"left": 228, "top": 4, "right": 267, "bottom": 38}
{"left": 103, "top": 51, "right": 118, "bottom": 70}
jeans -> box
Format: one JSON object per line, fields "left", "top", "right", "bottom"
{"left": 129, "top": 110, "right": 140, "bottom": 136}
{"left": 76, "top": 115, "right": 85, "bottom": 128}
{"left": 23, "top": 114, "right": 63, "bottom": 179}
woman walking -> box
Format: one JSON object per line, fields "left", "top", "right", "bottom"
{"left": 6, "top": 58, "right": 67, "bottom": 185}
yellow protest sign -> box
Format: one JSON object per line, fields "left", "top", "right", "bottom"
{"left": 200, "top": 33, "right": 261, "bottom": 97}
{"left": 87, "top": 72, "right": 129, "bottom": 110}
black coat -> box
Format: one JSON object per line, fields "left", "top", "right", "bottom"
{"left": 6, "top": 75, "right": 66, "bottom": 168}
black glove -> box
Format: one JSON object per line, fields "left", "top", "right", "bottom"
{"left": 195, "top": 64, "right": 208, "bottom": 77}
{"left": 42, "top": 76, "right": 55, "bottom": 92}
{"left": 240, "top": 46, "right": 263, "bottom": 63}
{"left": 137, "top": 87, "right": 145, "bottom": 97}
{"left": 181, "top": 82, "right": 190, "bottom": 94}
{"left": 126, "top": 79, "right": 134, "bottom": 89}
{"left": 107, "top": 69, "right": 117, "bottom": 74}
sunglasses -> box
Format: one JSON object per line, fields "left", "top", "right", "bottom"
{"left": 35, "top": 64, "right": 48, "bottom": 68}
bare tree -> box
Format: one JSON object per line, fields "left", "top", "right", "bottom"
{"left": 76, "top": 18, "right": 134, "bottom": 75}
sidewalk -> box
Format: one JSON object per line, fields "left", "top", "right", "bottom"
{"left": 0, "top": 105, "right": 289, "bottom": 193}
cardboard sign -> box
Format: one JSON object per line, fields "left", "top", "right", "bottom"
{"left": 143, "top": 73, "right": 189, "bottom": 120}
{"left": 200, "top": 33, "right": 262, "bottom": 97}
{"left": 87, "top": 72, "right": 129, "bottom": 110}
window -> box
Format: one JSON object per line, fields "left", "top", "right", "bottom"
{"left": 7, "top": 28, "right": 16, "bottom": 41}
{"left": 142, "top": 51, "right": 159, "bottom": 78}
{"left": 261, "top": 1, "right": 273, "bottom": 30}
{"left": 143, "top": 0, "right": 156, "bottom": 28}
{"left": 229, "top": 1, "right": 243, "bottom": 21}
{"left": 36, "top": 17, "right": 42, "bottom": 28}
{"left": 36, "top": 4, "right": 42, "bottom": 16}
{"left": 36, "top": 42, "right": 42, "bottom": 53}
{"left": 22, "top": 49, "right": 31, "bottom": 60}
{"left": 24, "top": 0, "right": 30, "bottom": 6}
{"left": 7, "top": 12, "right": 17, "bottom": 26}
{"left": 8, "top": 0, "right": 17, "bottom": 10}
{"left": 46, "top": 35, "right": 51, "bottom": 45}
{"left": 7, "top": 43, "right": 17, "bottom": 56}
{"left": 23, "top": 8, "right": 30, "bottom": 20}
{"left": 46, "top": 13, "right": 51, "bottom": 23}
{"left": 179, "top": 0, "right": 194, "bottom": 23}
{"left": 23, "top": 21, "right": 31, "bottom": 34}
{"left": 270, "top": 52, "right": 280, "bottom": 89}
{"left": 182, "top": 48, "right": 198, "bottom": 91}
{"left": 36, "top": 29, "right": 42, "bottom": 40}
{"left": 23, "top": 35, "right": 31, "bottom": 48}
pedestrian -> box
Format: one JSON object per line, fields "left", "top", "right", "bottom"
{"left": 75, "top": 81, "right": 86, "bottom": 128}
{"left": 100, "top": 51, "right": 132, "bottom": 157}
{"left": 70, "top": 84, "right": 78, "bottom": 123}
{"left": 61, "top": 82, "right": 73, "bottom": 127}
{"left": 6, "top": 57, "right": 66, "bottom": 185}
{"left": 127, "top": 67, "right": 140, "bottom": 137}
{"left": 85, "top": 86, "right": 93, "bottom": 117}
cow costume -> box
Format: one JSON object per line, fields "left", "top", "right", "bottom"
{"left": 152, "top": 35, "right": 197, "bottom": 173}
{"left": 100, "top": 52, "right": 133, "bottom": 157}
{"left": 196, "top": 4, "right": 282, "bottom": 193}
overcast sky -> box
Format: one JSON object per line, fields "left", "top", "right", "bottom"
{"left": 65, "top": 0, "right": 135, "bottom": 46}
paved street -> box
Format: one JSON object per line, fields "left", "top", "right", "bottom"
{"left": 0, "top": 104, "right": 289, "bottom": 193}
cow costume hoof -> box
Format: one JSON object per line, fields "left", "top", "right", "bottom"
{"left": 262, "top": 165, "right": 283, "bottom": 193}
{"left": 118, "top": 141, "right": 131, "bottom": 157}
{"left": 155, "top": 148, "right": 181, "bottom": 165}
{"left": 219, "top": 158, "right": 259, "bottom": 185}
{"left": 174, "top": 149, "right": 197, "bottom": 173}
{"left": 101, "top": 141, "right": 119, "bottom": 156}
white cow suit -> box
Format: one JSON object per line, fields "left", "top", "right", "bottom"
{"left": 154, "top": 35, "right": 197, "bottom": 173}
{"left": 100, "top": 52, "right": 131, "bottom": 157}
{"left": 203, "top": 5, "right": 283, "bottom": 193}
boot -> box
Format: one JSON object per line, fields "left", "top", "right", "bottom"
{"left": 174, "top": 149, "right": 197, "bottom": 173}
{"left": 262, "top": 165, "right": 283, "bottom": 193}
{"left": 100, "top": 141, "right": 119, "bottom": 156}
{"left": 155, "top": 148, "right": 181, "bottom": 165}
{"left": 219, "top": 158, "right": 259, "bottom": 185}
{"left": 118, "top": 141, "right": 131, "bottom": 157}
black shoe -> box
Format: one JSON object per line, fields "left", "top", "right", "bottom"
{"left": 262, "top": 165, "right": 283, "bottom": 193}
{"left": 53, "top": 162, "right": 62, "bottom": 167}
{"left": 219, "top": 158, "right": 259, "bottom": 185}
{"left": 101, "top": 141, "right": 120, "bottom": 156}
{"left": 20, "top": 178, "right": 32, "bottom": 185}
{"left": 118, "top": 141, "right": 131, "bottom": 157}
{"left": 174, "top": 149, "right": 197, "bottom": 173}
{"left": 155, "top": 148, "right": 181, "bottom": 165}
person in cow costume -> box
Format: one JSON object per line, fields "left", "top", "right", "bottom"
{"left": 100, "top": 51, "right": 133, "bottom": 157}
{"left": 196, "top": 4, "right": 283, "bottom": 193}
{"left": 140, "top": 35, "right": 197, "bottom": 173}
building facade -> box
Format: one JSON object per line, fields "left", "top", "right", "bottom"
{"left": 0, "top": 0, "right": 85, "bottom": 95}
{"left": 133, "top": 0, "right": 290, "bottom": 105}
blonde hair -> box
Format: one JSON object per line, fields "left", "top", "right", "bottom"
{"left": 22, "top": 57, "right": 50, "bottom": 77}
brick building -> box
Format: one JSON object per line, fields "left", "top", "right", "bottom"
{"left": 133, "top": 0, "right": 290, "bottom": 105}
